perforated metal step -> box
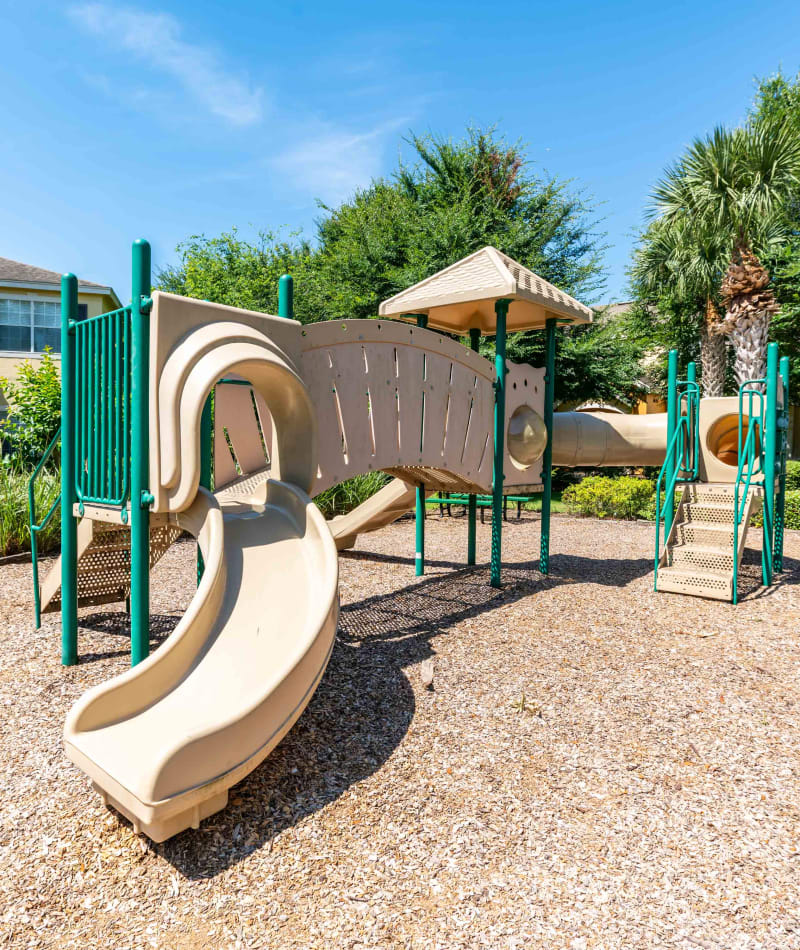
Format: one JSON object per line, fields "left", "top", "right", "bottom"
{"left": 682, "top": 502, "right": 736, "bottom": 524}
{"left": 669, "top": 544, "right": 734, "bottom": 573}
{"left": 656, "top": 565, "right": 732, "bottom": 600}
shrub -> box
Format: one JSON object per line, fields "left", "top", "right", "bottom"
{"left": 0, "top": 350, "right": 61, "bottom": 471}
{"left": 0, "top": 466, "right": 60, "bottom": 557}
{"left": 563, "top": 475, "right": 654, "bottom": 520}
{"left": 314, "top": 471, "right": 390, "bottom": 519}
{"left": 785, "top": 490, "right": 800, "bottom": 530}
{"left": 785, "top": 460, "right": 800, "bottom": 492}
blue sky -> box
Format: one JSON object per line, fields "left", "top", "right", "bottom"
{"left": 2, "top": 0, "right": 800, "bottom": 305}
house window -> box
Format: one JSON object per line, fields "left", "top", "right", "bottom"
{"left": 0, "top": 298, "right": 89, "bottom": 353}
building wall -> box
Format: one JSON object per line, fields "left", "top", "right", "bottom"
{"left": 0, "top": 288, "right": 117, "bottom": 411}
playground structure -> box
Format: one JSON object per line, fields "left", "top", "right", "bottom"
{"left": 27, "top": 241, "right": 790, "bottom": 841}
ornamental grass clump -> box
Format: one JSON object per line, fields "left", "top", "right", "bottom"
{"left": 314, "top": 471, "right": 390, "bottom": 519}
{"left": 0, "top": 466, "right": 60, "bottom": 558}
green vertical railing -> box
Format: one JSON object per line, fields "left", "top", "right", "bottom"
{"left": 539, "top": 317, "right": 557, "bottom": 576}
{"left": 414, "top": 313, "right": 428, "bottom": 577}
{"left": 60, "top": 274, "right": 79, "bottom": 666}
{"left": 129, "top": 239, "right": 153, "bottom": 666}
{"left": 74, "top": 306, "right": 132, "bottom": 513}
{"left": 467, "top": 327, "right": 481, "bottom": 566}
{"left": 490, "top": 300, "right": 510, "bottom": 588}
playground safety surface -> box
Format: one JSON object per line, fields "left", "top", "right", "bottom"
{"left": 1, "top": 513, "right": 799, "bottom": 949}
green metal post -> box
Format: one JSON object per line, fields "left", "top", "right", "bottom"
{"left": 278, "top": 274, "right": 294, "bottom": 320}
{"left": 415, "top": 313, "right": 428, "bottom": 576}
{"left": 664, "top": 350, "right": 679, "bottom": 540}
{"left": 490, "top": 301, "right": 510, "bottom": 588}
{"left": 686, "top": 361, "right": 697, "bottom": 478}
{"left": 762, "top": 342, "right": 779, "bottom": 587}
{"left": 197, "top": 393, "right": 213, "bottom": 583}
{"left": 60, "top": 274, "right": 79, "bottom": 666}
{"left": 467, "top": 327, "right": 481, "bottom": 566}
{"left": 539, "top": 317, "right": 557, "bottom": 576}
{"left": 775, "top": 354, "right": 790, "bottom": 573}
{"left": 130, "top": 239, "right": 152, "bottom": 666}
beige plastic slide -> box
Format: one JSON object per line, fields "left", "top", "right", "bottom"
{"left": 65, "top": 480, "right": 338, "bottom": 841}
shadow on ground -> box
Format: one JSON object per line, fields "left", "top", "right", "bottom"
{"left": 83, "top": 537, "right": 796, "bottom": 877}
{"left": 75, "top": 612, "right": 179, "bottom": 663}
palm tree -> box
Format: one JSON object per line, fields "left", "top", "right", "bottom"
{"left": 631, "top": 217, "right": 728, "bottom": 396}
{"left": 653, "top": 122, "right": 800, "bottom": 384}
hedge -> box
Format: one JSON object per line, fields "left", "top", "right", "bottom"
{"left": 562, "top": 476, "right": 655, "bottom": 520}
{"left": 563, "top": 474, "right": 800, "bottom": 530}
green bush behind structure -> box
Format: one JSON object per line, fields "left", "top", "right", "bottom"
{"left": 563, "top": 473, "right": 800, "bottom": 530}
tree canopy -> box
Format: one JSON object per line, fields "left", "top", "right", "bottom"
{"left": 159, "top": 127, "right": 643, "bottom": 406}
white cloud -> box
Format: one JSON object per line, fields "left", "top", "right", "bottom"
{"left": 69, "top": 3, "right": 263, "bottom": 126}
{"left": 273, "top": 119, "right": 409, "bottom": 203}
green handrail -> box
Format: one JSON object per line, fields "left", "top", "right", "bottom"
{"left": 28, "top": 427, "right": 62, "bottom": 629}
{"left": 732, "top": 380, "right": 766, "bottom": 604}
{"left": 653, "top": 372, "right": 699, "bottom": 588}
{"left": 653, "top": 417, "right": 689, "bottom": 586}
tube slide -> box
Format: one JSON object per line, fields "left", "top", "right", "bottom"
{"left": 64, "top": 480, "right": 338, "bottom": 841}
{"left": 552, "top": 411, "right": 668, "bottom": 468}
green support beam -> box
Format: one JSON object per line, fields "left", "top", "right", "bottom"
{"left": 278, "top": 274, "right": 294, "bottom": 320}
{"left": 60, "top": 274, "right": 79, "bottom": 666}
{"left": 467, "top": 327, "right": 481, "bottom": 566}
{"left": 762, "top": 342, "right": 779, "bottom": 587}
{"left": 490, "top": 301, "right": 510, "bottom": 588}
{"left": 664, "top": 349, "right": 679, "bottom": 541}
{"left": 130, "top": 239, "right": 152, "bottom": 666}
{"left": 539, "top": 317, "right": 557, "bottom": 575}
{"left": 414, "top": 313, "right": 428, "bottom": 576}
{"left": 775, "top": 354, "right": 790, "bottom": 573}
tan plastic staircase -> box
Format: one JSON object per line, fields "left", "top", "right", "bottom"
{"left": 656, "top": 483, "right": 762, "bottom": 601}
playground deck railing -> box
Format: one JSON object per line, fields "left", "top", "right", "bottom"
{"left": 73, "top": 305, "right": 132, "bottom": 517}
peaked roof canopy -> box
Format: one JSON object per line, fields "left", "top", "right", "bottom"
{"left": 378, "top": 246, "right": 593, "bottom": 334}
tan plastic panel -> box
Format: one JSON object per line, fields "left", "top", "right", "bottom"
{"left": 300, "top": 320, "right": 496, "bottom": 494}
{"left": 64, "top": 481, "right": 339, "bottom": 841}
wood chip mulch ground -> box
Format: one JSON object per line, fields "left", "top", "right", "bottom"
{"left": 1, "top": 512, "right": 799, "bottom": 949}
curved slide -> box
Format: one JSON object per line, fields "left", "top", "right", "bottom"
{"left": 329, "top": 478, "right": 417, "bottom": 551}
{"left": 64, "top": 479, "right": 338, "bottom": 842}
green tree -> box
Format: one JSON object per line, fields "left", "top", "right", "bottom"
{"left": 305, "top": 129, "right": 607, "bottom": 318}
{"left": 158, "top": 230, "right": 318, "bottom": 322}
{"left": 0, "top": 350, "right": 61, "bottom": 470}
{"left": 159, "top": 128, "right": 634, "bottom": 405}
{"left": 652, "top": 123, "right": 800, "bottom": 385}
{"left": 630, "top": 217, "right": 728, "bottom": 395}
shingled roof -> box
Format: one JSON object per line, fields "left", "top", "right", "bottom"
{"left": 0, "top": 256, "right": 112, "bottom": 293}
